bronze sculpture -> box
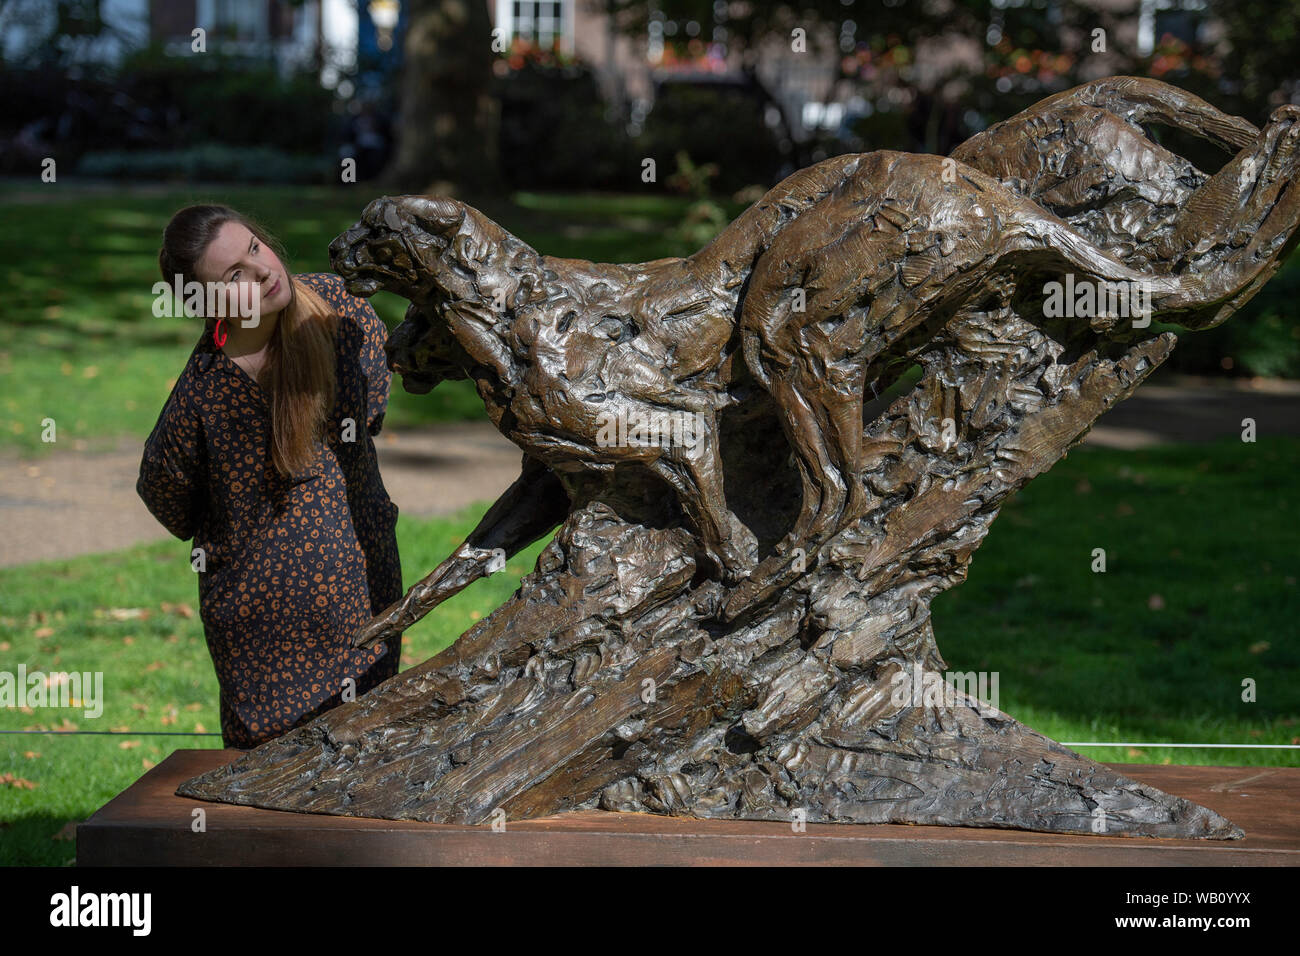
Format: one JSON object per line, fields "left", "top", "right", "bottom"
{"left": 178, "top": 78, "right": 1299, "bottom": 839}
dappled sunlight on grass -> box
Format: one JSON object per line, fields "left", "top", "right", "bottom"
{"left": 0, "top": 182, "right": 723, "bottom": 453}
{"left": 936, "top": 436, "right": 1299, "bottom": 760}
{"left": 0, "top": 503, "right": 552, "bottom": 865}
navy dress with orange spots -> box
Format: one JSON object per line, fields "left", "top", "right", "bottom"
{"left": 136, "top": 272, "right": 403, "bottom": 749}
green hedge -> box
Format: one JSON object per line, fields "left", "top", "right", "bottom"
{"left": 74, "top": 143, "right": 336, "bottom": 184}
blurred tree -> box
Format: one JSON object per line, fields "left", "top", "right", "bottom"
{"left": 602, "top": 1, "right": 1298, "bottom": 162}
{"left": 2, "top": 0, "right": 126, "bottom": 71}
{"left": 382, "top": 0, "right": 501, "bottom": 197}
{"left": 495, "top": 54, "right": 635, "bottom": 190}
{"left": 1205, "top": 0, "right": 1300, "bottom": 110}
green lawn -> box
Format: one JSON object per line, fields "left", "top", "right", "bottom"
{"left": 0, "top": 182, "right": 721, "bottom": 456}
{"left": 0, "top": 503, "right": 556, "bottom": 866}
{"left": 1, "top": 436, "right": 1296, "bottom": 866}
{"left": 934, "top": 436, "right": 1299, "bottom": 765}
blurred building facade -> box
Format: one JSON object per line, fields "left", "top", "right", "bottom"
{"left": 4, "top": 0, "right": 1224, "bottom": 146}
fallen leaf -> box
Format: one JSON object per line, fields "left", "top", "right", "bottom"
{"left": 1126, "top": 748, "right": 1145, "bottom": 758}
{"left": 0, "top": 774, "right": 38, "bottom": 789}
{"left": 142, "top": 758, "right": 156, "bottom": 770}
{"left": 1147, "top": 593, "right": 1165, "bottom": 611}
{"left": 1249, "top": 641, "right": 1270, "bottom": 654}
{"left": 23, "top": 751, "right": 40, "bottom": 760}
{"left": 107, "top": 607, "right": 149, "bottom": 621}
{"left": 110, "top": 725, "right": 130, "bottom": 733}
{"left": 34, "top": 626, "right": 54, "bottom": 639}
{"left": 119, "top": 740, "right": 141, "bottom": 750}
{"left": 144, "top": 660, "right": 165, "bottom": 673}
{"left": 194, "top": 722, "right": 206, "bottom": 733}
{"left": 184, "top": 702, "right": 202, "bottom": 711}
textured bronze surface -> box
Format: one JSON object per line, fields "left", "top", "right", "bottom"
{"left": 178, "top": 78, "right": 1300, "bottom": 838}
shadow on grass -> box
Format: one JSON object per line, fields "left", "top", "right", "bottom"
{"left": 0, "top": 814, "right": 79, "bottom": 867}
{"left": 933, "top": 436, "right": 1300, "bottom": 760}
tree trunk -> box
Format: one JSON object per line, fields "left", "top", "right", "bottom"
{"left": 380, "top": 0, "right": 500, "bottom": 197}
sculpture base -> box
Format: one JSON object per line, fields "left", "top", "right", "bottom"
{"left": 79, "top": 750, "right": 1300, "bottom": 866}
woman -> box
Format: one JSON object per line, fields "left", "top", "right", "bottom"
{"left": 138, "top": 204, "right": 403, "bottom": 749}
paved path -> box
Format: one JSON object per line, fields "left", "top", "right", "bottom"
{"left": 1082, "top": 377, "right": 1300, "bottom": 449}
{"left": 0, "top": 422, "right": 525, "bottom": 568}
{"left": 1, "top": 377, "right": 1297, "bottom": 568}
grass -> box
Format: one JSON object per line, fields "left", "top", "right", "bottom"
{"left": 0, "top": 180, "right": 724, "bottom": 456}
{"left": 0, "top": 503, "right": 556, "bottom": 866}
{"left": 934, "top": 435, "right": 1300, "bottom": 767}
{"left": 1, "top": 436, "right": 1296, "bottom": 865}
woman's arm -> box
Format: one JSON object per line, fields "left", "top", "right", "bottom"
{"left": 336, "top": 276, "right": 392, "bottom": 436}
{"left": 136, "top": 385, "right": 207, "bottom": 541}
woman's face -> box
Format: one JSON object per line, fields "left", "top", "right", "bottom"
{"left": 194, "top": 221, "right": 291, "bottom": 327}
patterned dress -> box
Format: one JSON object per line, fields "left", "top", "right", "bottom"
{"left": 137, "top": 272, "right": 403, "bottom": 749}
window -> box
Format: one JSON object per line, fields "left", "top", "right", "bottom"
{"left": 497, "top": 0, "right": 572, "bottom": 53}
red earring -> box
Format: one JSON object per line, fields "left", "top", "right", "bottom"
{"left": 213, "top": 317, "right": 227, "bottom": 348}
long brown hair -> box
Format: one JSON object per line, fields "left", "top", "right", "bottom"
{"left": 159, "top": 204, "right": 338, "bottom": 477}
